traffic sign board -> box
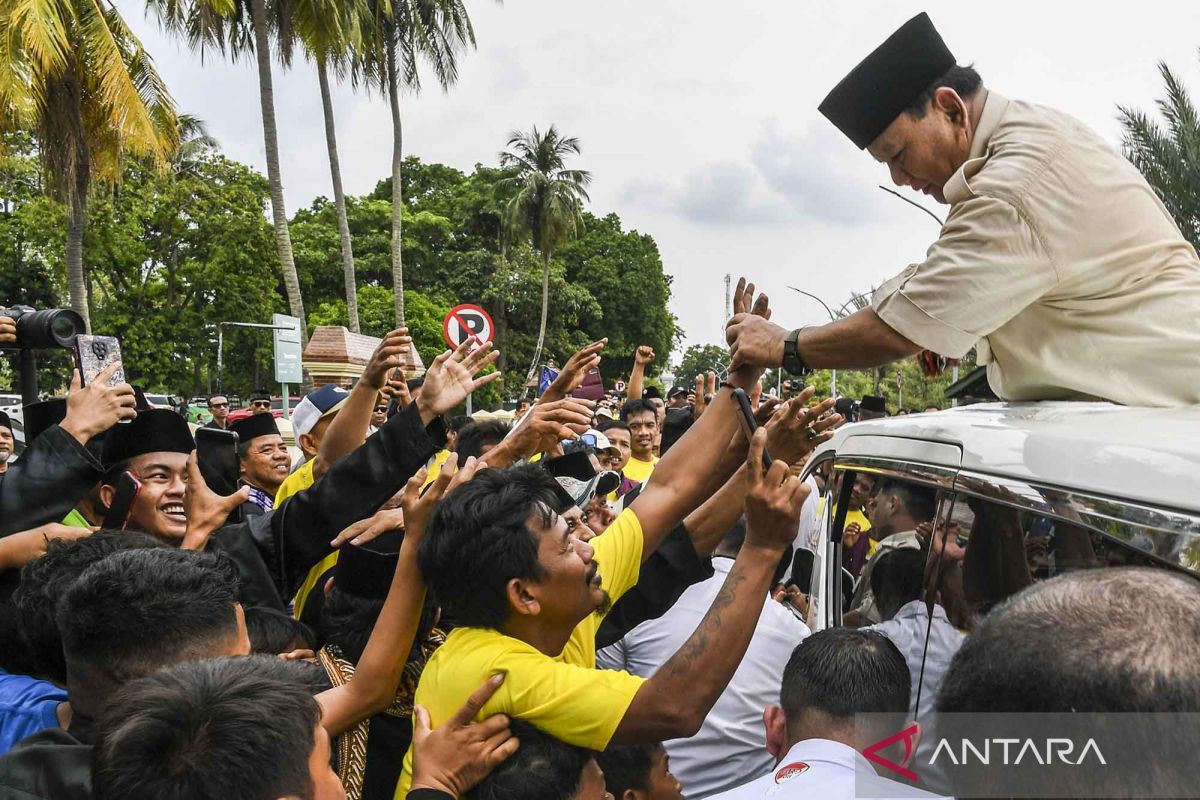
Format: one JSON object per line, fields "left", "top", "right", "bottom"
{"left": 443, "top": 304, "right": 494, "bottom": 349}
{"left": 272, "top": 313, "right": 303, "bottom": 384}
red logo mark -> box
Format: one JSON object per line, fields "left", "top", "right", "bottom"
{"left": 774, "top": 762, "right": 809, "bottom": 783}
{"left": 863, "top": 723, "right": 920, "bottom": 782}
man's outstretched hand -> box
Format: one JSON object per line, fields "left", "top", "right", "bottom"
{"left": 724, "top": 277, "right": 776, "bottom": 386}
{"left": 181, "top": 452, "right": 250, "bottom": 551}
{"left": 542, "top": 339, "right": 607, "bottom": 403}
{"left": 743, "top": 428, "right": 809, "bottom": 554}
{"left": 362, "top": 328, "right": 413, "bottom": 390}
{"left": 480, "top": 399, "right": 595, "bottom": 468}
{"left": 60, "top": 363, "right": 138, "bottom": 445}
{"left": 416, "top": 338, "right": 502, "bottom": 423}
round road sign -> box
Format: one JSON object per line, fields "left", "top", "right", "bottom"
{"left": 443, "top": 304, "right": 495, "bottom": 349}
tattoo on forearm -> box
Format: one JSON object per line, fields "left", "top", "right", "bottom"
{"left": 664, "top": 569, "right": 748, "bottom": 679}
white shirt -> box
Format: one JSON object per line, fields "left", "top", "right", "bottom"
{"left": 866, "top": 600, "right": 966, "bottom": 718}
{"left": 709, "top": 738, "right": 944, "bottom": 800}
{"left": 597, "top": 558, "right": 809, "bottom": 798}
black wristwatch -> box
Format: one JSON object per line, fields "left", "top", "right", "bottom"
{"left": 781, "top": 328, "right": 811, "bottom": 377}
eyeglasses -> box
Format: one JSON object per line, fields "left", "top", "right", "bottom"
{"left": 374, "top": 406, "right": 388, "bottom": 414}
{"left": 251, "top": 401, "right": 271, "bottom": 409}
{"left": 209, "top": 402, "right": 228, "bottom": 409}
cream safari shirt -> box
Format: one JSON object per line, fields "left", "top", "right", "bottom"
{"left": 872, "top": 92, "right": 1200, "bottom": 407}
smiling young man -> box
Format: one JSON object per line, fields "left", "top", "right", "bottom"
{"left": 618, "top": 400, "right": 659, "bottom": 485}
{"left": 725, "top": 12, "right": 1200, "bottom": 407}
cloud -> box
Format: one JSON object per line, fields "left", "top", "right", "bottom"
{"left": 619, "top": 121, "right": 885, "bottom": 227}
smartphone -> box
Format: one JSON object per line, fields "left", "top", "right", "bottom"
{"left": 195, "top": 427, "right": 240, "bottom": 497}
{"left": 102, "top": 471, "right": 142, "bottom": 530}
{"left": 731, "top": 387, "right": 774, "bottom": 472}
{"left": 73, "top": 335, "right": 125, "bottom": 387}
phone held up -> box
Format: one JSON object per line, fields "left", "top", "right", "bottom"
{"left": 730, "top": 387, "right": 774, "bottom": 472}
{"left": 73, "top": 334, "right": 125, "bottom": 387}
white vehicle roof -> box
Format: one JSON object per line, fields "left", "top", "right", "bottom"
{"left": 814, "top": 402, "right": 1200, "bottom": 515}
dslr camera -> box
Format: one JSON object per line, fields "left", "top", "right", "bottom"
{"left": 0, "top": 305, "right": 86, "bottom": 350}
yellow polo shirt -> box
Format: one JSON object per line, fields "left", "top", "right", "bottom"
{"left": 621, "top": 455, "right": 658, "bottom": 485}
{"left": 394, "top": 507, "right": 648, "bottom": 797}
{"left": 274, "top": 460, "right": 315, "bottom": 506}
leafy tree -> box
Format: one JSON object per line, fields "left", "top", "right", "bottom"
{"left": 675, "top": 344, "right": 728, "bottom": 385}
{"left": 0, "top": 0, "right": 179, "bottom": 329}
{"left": 497, "top": 125, "right": 592, "bottom": 385}
{"left": 310, "top": 285, "right": 448, "bottom": 362}
{"left": 1119, "top": 56, "right": 1200, "bottom": 249}
{"left": 146, "top": 0, "right": 314, "bottom": 343}
{"left": 359, "top": 0, "right": 477, "bottom": 327}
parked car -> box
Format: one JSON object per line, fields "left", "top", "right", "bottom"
{"left": 226, "top": 395, "right": 300, "bottom": 425}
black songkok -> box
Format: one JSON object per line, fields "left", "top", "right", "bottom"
{"left": 102, "top": 409, "right": 194, "bottom": 468}
{"left": 230, "top": 413, "right": 280, "bottom": 445}
{"left": 818, "top": 13, "right": 957, "bottom": 149}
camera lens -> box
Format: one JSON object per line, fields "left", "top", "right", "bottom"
{"left": 17, "top": 309, "right": 86, "bottom": 349}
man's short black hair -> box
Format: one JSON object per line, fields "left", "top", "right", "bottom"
{"left": 448, "top": 414, "right": 474, "bottom": 434}
{"left": 620, "top": 398, "right": 656, "bottom": 423}
{"left": 467, "top": 719, "right": 592, "bottom": 800}
{"left": 780, "top": 628, "right": 910, "bottom": 724}
{"left": 420, "top": 464, "right": 558, "bottom": 629}
{"left": 244, "top": 606, "right": 316, "bottom": 655}
{"left": 938, "top": 567, "right": 1200, "bottom": 713}
{"left": 94, "top": 655, "right": 321, "bottom": 800}
{"left": 14, "top": 529, "right": 168, "bottom": 683}
{"left": 595, "top": 743, "right": 660, "bottom": 797}
{"left": 596, "top": 418, "right": 628, "bottom": 434}
{"left": 877, "top": 479, "right": 937, "bottom": 524}
{"left": 870, "top": 547, "right": 926, "bottom": 621}
{"left": 905, "top": 64, "right": 983, "bottom": 117}
{"left": 58, "top": 548, "right": 242, "bottom": 700}
{"left": 455, "top": 420, "right": 511, "bottom": 461}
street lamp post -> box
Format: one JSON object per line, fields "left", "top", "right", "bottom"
{"left": 215, "top": 321, "right": 297, "bottom": 396}
{"left": 786, "top": 287, "right": 844, "bottom": 398}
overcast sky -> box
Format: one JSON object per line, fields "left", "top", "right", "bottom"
{"left": 115, "top": 0, "right": 1200, "bottom": 361}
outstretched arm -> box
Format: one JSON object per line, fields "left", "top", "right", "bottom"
{"left": 612, "top": 429, "right": 809, "bottom": 743}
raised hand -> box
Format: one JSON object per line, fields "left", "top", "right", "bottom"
{"left": 726, "top": 276, "right": 791, "bottom": 372}
{"left": 543, "top": 339, "right": 607, "bottom": 403}
{"left": 380, "top": 371, "right": 413, "bottom": 408}
{"left": 416, "top": 338, "right": 502, "bottom": 422}
{"left": 60, "top": 363, "right": 137, "bottom": 445}
{"left": 743, "top": 428, "right": 810, "bottom": 554}
{"left": 411, "top": 674, "right": 520, "bottom": 798}
{"left": 329, "top": 505, "right": 405, "bottom": 549}
{"left": 483, "top": 398, "right": 595, "bottom": 468}
{"left": 363, "top": 328, "right": 413, "bottom": 390}
{"left": 181, "top": 452, "right": 250, "bottom": 551}
{"left": 764, "top": 389, "right": 842, "bottom": 464}
{"left": 634, "top": 345, "right": 655, "bottom": 366}
{"left": 843, "top": 521, "right": 863, "bottom": 550}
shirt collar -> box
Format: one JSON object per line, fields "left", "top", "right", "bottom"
{"left": 944, "top": 91, "right": 1010, "bottom": 204}
{"left": 711, "top": 556, "right": 734, "bottom": 574}
{"left": 894, "top": 598, "right": 951, "bottom": 625}
{"left": 778, "top": 737, "right": 860, "bottom": 769}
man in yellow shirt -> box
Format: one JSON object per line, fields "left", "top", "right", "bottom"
{"left": 397, "top": 363, "right": 808, "bottom": 796}
{"left": 619, "top": 399, "right": 659, "bottom": 485}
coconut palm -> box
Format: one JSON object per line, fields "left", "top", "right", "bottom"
{"left": 1119, "top": 56, "right": 1200, "bottom": 250}
{"left": 497, "top": 125, "right": 591, "bottom": 383}
{"left": 146, "top": 0, "right": 314, "bottom": 343}
{"left": 0, "top": 0, "right": 179, "bottom": 329}
{"left": 362, "top": 0, "right": 475, "bottom": 326}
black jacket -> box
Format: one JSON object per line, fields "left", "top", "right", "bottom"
{"left": 212, "top": 403, "right": 445, "bottom": 610}
{"left": 0, "top": 426, "right": 103, "bottom": 538}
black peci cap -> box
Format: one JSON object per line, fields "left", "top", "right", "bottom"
{"left": 21, "top": 399, "right": 66, "bottom": 443}
{"left": 230, "top": 413, "right": 280, "bottom": 445}
{"left": 102, "top": 409, "right": 194, "bottom": 468}
{"left": 818, "top": 13, "right": 957, "bottom": 149}
{"left": 334, "top": 530, "right": 403, "bottom": 600}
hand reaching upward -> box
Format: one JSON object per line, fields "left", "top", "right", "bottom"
{"left": 416, "top": 338, "right": 502, "bottom": 424}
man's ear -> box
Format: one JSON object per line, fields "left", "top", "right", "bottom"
{"left": 763, "top": 705, "right": 788, "bottom": 761}
{"left": 506, "top": 578, "right": 541, "bottom": 618}
{"left": 98, "top": 483, "right": 115, "bottom": 511}
{"left": 298, "top": 432, "right": 317, "bottom": 457}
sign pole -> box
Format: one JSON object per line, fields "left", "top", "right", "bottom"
{"left": 281, "top": 384, "right": 290, "bottom": 420}
{"left": 466, "top": 393, "right": 473, "bottom": 416}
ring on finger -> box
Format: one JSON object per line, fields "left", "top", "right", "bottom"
{"left": 804, "top": 425, "right": 817, "bottom": 439}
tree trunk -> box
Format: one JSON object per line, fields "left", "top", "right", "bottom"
{"left": 250, "top": 0, "right": 308, "bottom": 345}
{"left": 317, "top": 59, "right": 360, "bottom": 333}
{"left": 526, "top": 249, "right": 552, "bottom": 387}
{"left": 386, "top": 38, "right": 406, "bottom": 327}
{"left": 66, "top": 148, "right": 90, "bottom": 332}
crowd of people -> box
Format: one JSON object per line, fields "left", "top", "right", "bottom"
{"left": 4, "top": 8, "right": 1200, "bottom": 799}
{"left": 0, "top": 277, "right": 1196, "bottom": 800}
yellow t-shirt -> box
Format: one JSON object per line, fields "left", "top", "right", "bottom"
{"left": 422, "top": 449, "right": 453, "bottom": 486}
{"left": 621, "top": 455, "right": 658, "bottom": 486}
{"left": 275, "top": 459, "right": 316, "bottom": 506}
{"left": 395, "top": 508, "right": 648, "bottom": 797}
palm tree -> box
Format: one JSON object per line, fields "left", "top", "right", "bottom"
{"left": 295, "top": 0, "right": 370, "bottom": 332}
{"left": 146, "top": 0, "right": 313, "bottom": 343}
{"left": 363, "top": 0, "right": 475, "bottom": 326}
{"left": 0, "top": 0, "right": 179, "bottom": 329}
{"left": 497, "top": 125, "right": 591, "bottom": 383}
{"left": 1119, "top": 56, "right": 1200, "bottom": 250}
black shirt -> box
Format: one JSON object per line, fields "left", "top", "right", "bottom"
{"left": 0, "top": 715, "right": 94, "bottom": 800}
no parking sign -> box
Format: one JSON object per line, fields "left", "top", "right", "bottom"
{"left": 442, "top": 304, "right": 494, "bottom": 349}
